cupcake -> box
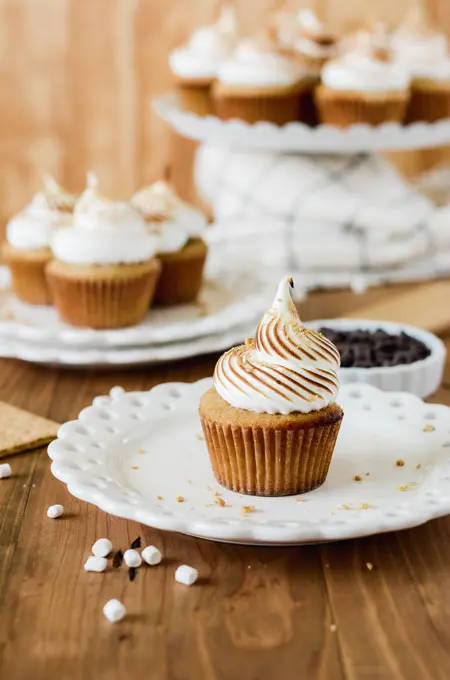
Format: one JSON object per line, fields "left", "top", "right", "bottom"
{"left": 131, "top": 181, "right": 207, "bottom": 306}
{"left": 1, "top": 176, "right": 75, "bottom": 305}
{"left": 271, "top": 8, "right": 336, "bottom": 125}
{"left": 392, "top": 9, "right": 450, "bottom": 123}
{"left": 199, "top": 277, "right": 343, "bottom": 496}
{"left": 213, "top": 34, "right": 307, "bottom": 125}
{"left": 46, "top": 173, "right": 160, "bottom": 329}
{"left": 315, "top": 30, "right": 410, "bottom": 127}
{"left": 169, "top": 5, "right": 237, "bottom": 115}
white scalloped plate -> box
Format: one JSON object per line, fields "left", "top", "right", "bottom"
{"left": 0, "top": 324, "right": 254, "bottom": 367}
{"left": 48, "top": 379, "right": 450, "bottom": 545}
{"left": 0, "top": 267, "right": 269, "bottom": 348}
{"left": 154, "top": 93, "right": 450, "bottom": 153}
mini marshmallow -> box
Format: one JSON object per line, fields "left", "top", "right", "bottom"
{"left": 103, "top": 599, "right": 126, "bottom": 623}
{"left": 92, "top": 538, "right": 112, "bottom": 558}
{"left": 47, "top": 504, "right": 64, "bottom": 518}
{"left": 142, "top": 546, "right": 162, "bottom": 566}
{"left": 84, "top": 556, "right": 107, "bottom": 573}
{"left": 0, "top": 464, "right": 12, "bottom": 479}
{"left": 175, "top": 565, "right": 198, "bottom": 586}
{"left": 123, "top": 549, "right": 142, "bottom": 568}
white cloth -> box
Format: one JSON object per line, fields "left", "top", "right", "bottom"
{"left": 196, "top": 144, "right": 450, "bottom": 273}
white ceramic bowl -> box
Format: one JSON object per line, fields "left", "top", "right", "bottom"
{"left": 307, "top": 319, "right": 446, "bottom": 398}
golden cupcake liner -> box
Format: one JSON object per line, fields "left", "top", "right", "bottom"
{"left": 315, "top": 87, "right": 408, "bottom": 127}
{"left": 46, "top": 261, "right": 160, "bottom": 329}
{"left": 175, "top": 80, "right": 213, "bottom": 116}
{"left": 405, "top": 82, "right": 450, "bottom": 124}
{"left": 200, "top": 416, "right": 342, "bottom": 496}
{"left": 153, "top": 238, "right": 207, "bottom": 306}
{"left": 214, "top": 89, "right": 302, "bottom": 125}
{"left": 4, "top": 252, "right": 52, "bottom": 306}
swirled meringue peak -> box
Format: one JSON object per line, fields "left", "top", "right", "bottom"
{"left": 214, "top": 277, "right": 341, "bottom": 414}
{"left": 169, "top": 4, "right": 237, "bottom": 79}
{"left": 131, "top": 181, "right": 207, "bottom": 254}
{"left": 51, "top": 172, "right": 157, "bottom": 265}
{"left": 6, "top": 176, "right": 75, "bottom": 250}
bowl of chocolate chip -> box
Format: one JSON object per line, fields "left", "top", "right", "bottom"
{"left": 307, "top": 320, "right": 446, "bottom": 398}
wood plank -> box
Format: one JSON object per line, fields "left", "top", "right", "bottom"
{"left": 343, "top": 280, "right": 450, "bottom": 334}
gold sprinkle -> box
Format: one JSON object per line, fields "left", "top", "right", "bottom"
{"left": 131, "top": 465, "right": 139, "bottom": 470}
{"left": 330, "top": 624, "right": 337, "bottom": 632}
{"left": 195, "top": 433, "right": 204, "bottom": 441}
{"left": 341, "top": 504, "right": 351, "bottom": 510}
{"left": 360, "top": 503, "right": 371, "bottom": 510}
{"left": 366, "top": 562, "right": 374, "bottom": 571}
{"left": 176, "top": 496, "right": 184, "bottom": 503}
{"left": 215, "top": 497, "right": 226, "bottom": 507}
{"left": 354, "top": 475, "right": 362, "bottom": 482}
{"left": 423, "top": 424, "right": 435, "bottom": 432}
{"left": 157, "top": 495, "right": 164, "bottom": 500}
{"left": 416, "top": 464, "right": 421, "bottom": 470}
{"left": 396, "top": 460, "right": 405, "bottom": 467}
{"left": 397, "top": 482, "right": 417, "bottom": 492}
{"left": 241, "top": 505, "right": 255, "bottom": 514}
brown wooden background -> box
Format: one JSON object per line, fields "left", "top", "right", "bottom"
{"left": 0, "top": 0, "right": 449, "bottom": 232}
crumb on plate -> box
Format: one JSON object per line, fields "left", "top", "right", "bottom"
{"left": 396, "top": 460, "right": 405, "bottom": 467}
{"left": 354, "top": 475, "right": 362, "bottom": 482}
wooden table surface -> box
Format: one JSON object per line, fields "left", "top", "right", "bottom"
{"left": 1, "top": 335, "right": 450, "bottom": 680}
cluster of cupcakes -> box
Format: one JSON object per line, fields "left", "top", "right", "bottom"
{"left": 169, "top": 4, "right": 450, "bottom": 127}
{"left": 1, "top": 174, "right": 208, "bottom": 329}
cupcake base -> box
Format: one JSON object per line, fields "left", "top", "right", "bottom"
{"left": 315, "top": 85, "right": 409, "bottom": 127}
{"left": 199, "top": 387, "right": 343, "bottom": 496}
{"left": 153, "top": 237, "right": 207, "bottom": 306}
{"left": 405, "top": 78, "right": 450, "bottom": 124}
{"left": 46, "top": 258, "right": 161, "bottom": 329}
{"left": 213, "top": 81, "right": 305, "bottom": 125}
{"left": 174, "top": 76, "right": 213, "bottom": 116}
{"left": 1, "top": 242, "right": 52, "bottom": 306}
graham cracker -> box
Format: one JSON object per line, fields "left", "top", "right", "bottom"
{"left": 0, "top": 401, "right": 59, "bottom": 458}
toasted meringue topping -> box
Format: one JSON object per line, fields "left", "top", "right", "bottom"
{"left": 213, "top": 277, "right": 340, "bottom": 414}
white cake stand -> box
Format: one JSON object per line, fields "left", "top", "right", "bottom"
{"left": 154, "top": 92, "right": 450, "bottom": 153}
{"left": 155, "top": 93, "right": 450, "bottom": 290}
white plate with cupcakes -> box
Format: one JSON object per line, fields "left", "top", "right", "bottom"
{"left": 0, "top": 173, "right": 275, "bottom": 365}
{"left": 49, "top": 278, "right": 450, "bottom": 544}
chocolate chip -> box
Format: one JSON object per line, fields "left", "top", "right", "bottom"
{"left": 318, "top": 328, "right": 431, "bottom": 369}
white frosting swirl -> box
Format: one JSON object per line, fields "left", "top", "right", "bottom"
{"left": 6, "top": 176, "right": 75, "bottom": 251}
{"left": 217, "top": 36, "right": 302, "bottom": 87}
{"left": 131, "top": 181, "right": 206, "bottom": 254}
{"left": 393, "top": 11, "right": 450, "bottom": 80}
{"left": 214, "top": 277, "right": 340, "bottom": 414}
{"left": 322, "top": 32, "right": 410, "bottom": 92}
{"left": 169, "top": 5, "right": 237, "bottom": 79}
{"left": 51, "top": 173, "right": 157, "bottom": 265}
{"left": 275, "top": 9, "right": 335, "bottom": 62}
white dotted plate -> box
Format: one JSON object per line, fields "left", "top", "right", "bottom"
{"left": 0, "top": 267, "right": 269, "bottom": 348}
{"left": 48, "top": 380, "right": 450, "bottom": 545}
{"left": 155, "top": 92, "right": 450, "bottom": 153}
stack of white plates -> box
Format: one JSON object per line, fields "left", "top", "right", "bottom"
{"left": 0, "top": 267, "right": 272, "bottom": 367}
